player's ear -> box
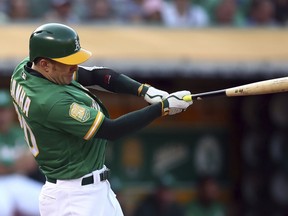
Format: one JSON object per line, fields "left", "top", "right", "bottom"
{"left": 38, "top": 58, "right": 50, "bottom": 72}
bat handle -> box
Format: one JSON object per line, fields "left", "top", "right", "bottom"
{"left": 182, "top": 90, "right": 226, "bottom": 102}
{"left": 183, "top": 95, "right": 192, "bottom": 102}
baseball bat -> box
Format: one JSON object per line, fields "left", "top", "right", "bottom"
{"left": 183, "top": 77, "right": 288, "bottom": 102}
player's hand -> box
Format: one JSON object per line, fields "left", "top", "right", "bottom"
{"left": 161, "top": 90, "right": 193, "bottom": 116}
{"left": 138, "top": 84, "right": 169, "bottom": 104}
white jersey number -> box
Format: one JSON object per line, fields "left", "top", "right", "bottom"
{"left": 14, "top": 103, "right": 39, "bottom": 157}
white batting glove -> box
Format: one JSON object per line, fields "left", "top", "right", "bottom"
{"left": 161, "top": 90, "right": 193, "bottom": 116}
{"left": 138, "top": 84, "right": 169, "bottom": 104}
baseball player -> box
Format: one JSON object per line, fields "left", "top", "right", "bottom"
{"left": 10, "top": 23, "right": 192, "bottom": 216}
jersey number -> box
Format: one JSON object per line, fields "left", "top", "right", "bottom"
{"left": 14, "top": 104, "right": 39, "bottom": 157}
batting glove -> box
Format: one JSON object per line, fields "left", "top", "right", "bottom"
{"left": 138, "top": 84, "right": 169, "bottom": 104}
{"left": 161, "top": 90, "right": 193, "bottom": 116}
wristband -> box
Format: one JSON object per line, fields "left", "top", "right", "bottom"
{"left": 137, "top": 84, "right": 150, "bottom": 97}
{"left": 161, "top": 99, "right": 169, "bottom": 116}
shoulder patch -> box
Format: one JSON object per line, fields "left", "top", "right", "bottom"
{"left": 69, "top": 103, "right": 90, "bottom": 123}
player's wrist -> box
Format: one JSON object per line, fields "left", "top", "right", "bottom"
{"left": 137, "top": 83, "right": 150, "bottom": 97}
{"left": 161, "top": 91, "right": 193, "bottom": 116}
{"left": 161, "top": 99, "right": 169, "bottom": 116}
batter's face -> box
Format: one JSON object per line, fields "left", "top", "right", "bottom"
{"left": 38, "top": 59, "right": 78, "bottom": 85}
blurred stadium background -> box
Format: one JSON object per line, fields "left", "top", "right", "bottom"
{"left": 1, "top": 0, "right": 288, "bottom": 216}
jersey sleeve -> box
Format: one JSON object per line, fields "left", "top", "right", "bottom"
{"left": 45, "top": 99, "right": 105, "bottom": 141}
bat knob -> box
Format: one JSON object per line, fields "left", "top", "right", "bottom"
{"left": 183, "top": 95, "right": 192, "bottom": 102}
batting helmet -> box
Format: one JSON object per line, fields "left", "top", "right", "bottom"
{"left": 29, "top": 23, "right": 92, "bottom": 65}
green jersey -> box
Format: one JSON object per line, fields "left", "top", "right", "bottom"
{"left": 10, "top": 58, "right": 109, "bottom": 179}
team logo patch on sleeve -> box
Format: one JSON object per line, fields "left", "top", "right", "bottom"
{"left": 69, "top": 103, "right": 90, "bottom": 122}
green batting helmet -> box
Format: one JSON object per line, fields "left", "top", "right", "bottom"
{"left": 29, "top": 23, "right": 92, "bottom": 65}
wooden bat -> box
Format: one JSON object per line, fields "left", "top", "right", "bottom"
{"left": 183, "top": 77, "right": 288, "bottom": 102}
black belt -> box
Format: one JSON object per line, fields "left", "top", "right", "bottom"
{"left": 46, "top": 170, "right": 110, "bottom": 186}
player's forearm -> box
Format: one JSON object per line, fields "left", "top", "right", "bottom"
{"left": 77, "top": 67, "right": 141, "bottom": 95}
{"left": 95, "top": 103, "right": 162, "bottom": 141}
{"left": 111, "top": 74, "right": 142, "bottom": 95}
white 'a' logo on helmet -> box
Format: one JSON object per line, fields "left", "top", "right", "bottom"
{"left": 74, "top": 39, "right": 80, "bottom": 51}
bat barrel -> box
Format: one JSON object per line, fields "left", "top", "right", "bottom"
{"left": 182, "top": 77, "right": 288, "bottom": 102}
{"left": 226, "top": 77, "right": 288, "bottom": 96}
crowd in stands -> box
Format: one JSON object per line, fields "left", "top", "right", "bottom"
{"left": 0, "top": 0, "right": 287, "bottom": 27}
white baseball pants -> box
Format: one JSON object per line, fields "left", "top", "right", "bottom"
{"left": 39, "top": 167, "right": 124, "bottom": 216}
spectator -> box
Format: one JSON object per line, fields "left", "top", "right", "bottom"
{"left": 211, "top": 0, "right": 245, "bottom": 27}
{"left": 0, "top": 0, "right": 8, "bottom": 22}
{"left": 85, "top": 0, "right": 114, "bottom": 22}
{"left": 118, "top": 0, "right": 163, "bottom": 24}
{"left": 186, "top": 176, "right": 227, "bottom": 216}
{"left": 143, "top": 0, "right": 163, "bottom": 24}
{"left": 161, "top": 0, "right": 209, "bottom": 28}
{"left": 29, "top": 0, "right": 51, "bottom": 20}
{"left": 121, "top": 0, "right": 147, "bottom": 23}
{"left": 247, "top": 0, "right": 276, "bottom": 26}
{"left": 7, "top": 0, "right": 31, "bottom": 22}
{"left": 273, "top": 0, "right": 288, "bottom": 26}
{"left": 0, "top": 90, "right": 42, "bottom": 216}
{"left": 44, "top": 0, "right": 80, "bottom": 24}
{"left": 192, "top": 0, "right": 221, "bottom": 17}
{"left": 0, "top": 0, "right": 6, "bottom": 11}
{"left": 108, "top": 0, "right": 126, "bottom": 22}
{"left": 133, "top": 181, "right": 185, "bottom": 216}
